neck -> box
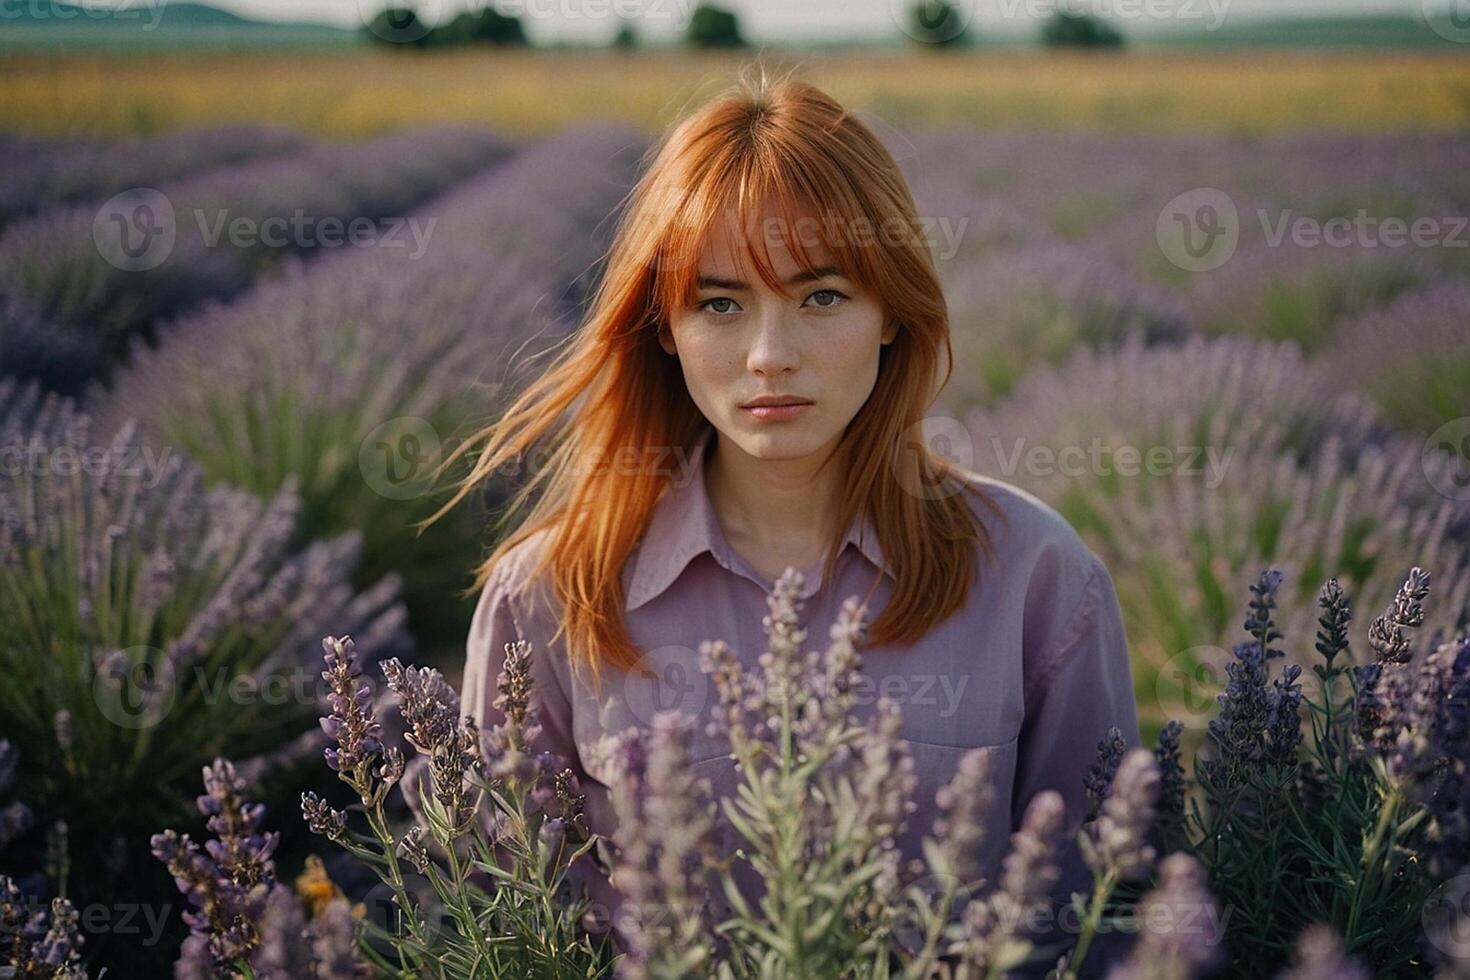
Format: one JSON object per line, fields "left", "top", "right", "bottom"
{"left": 703, "top": 430, "right": 846, "bottom": 553}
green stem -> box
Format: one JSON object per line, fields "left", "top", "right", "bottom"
{"left": 1060, "top": 869, "right": 1118, "bottom": 979}
{"left": 1345, "top": 787, "right": 1401, "bottom": 947}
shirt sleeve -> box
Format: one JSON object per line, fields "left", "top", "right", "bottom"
{"left": 1011, "top": 552, "right": 1142, "bottom": 978}
{"left": 460, "top": 563, "right": 583, "bottom": 779}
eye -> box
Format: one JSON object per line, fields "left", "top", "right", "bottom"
{"left": 696, "top": 296, "right": 741, "bottom": 316}
{"left": 803, "top": 288, "right": 849, "bottom": 310}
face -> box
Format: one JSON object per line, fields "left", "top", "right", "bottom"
{"left": 660, "top": 203, "right": 897, "bottom": 463}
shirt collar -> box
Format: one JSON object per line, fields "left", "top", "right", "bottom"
{"left": 624, "top": 424, "right": 893, "bottom": 612}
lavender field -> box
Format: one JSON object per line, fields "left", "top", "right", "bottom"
{"left": 1, "top": 115, "right": 1468, "bottom": 977}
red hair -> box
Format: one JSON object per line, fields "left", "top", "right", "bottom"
{"left": 421, "top": 67, "right": 1000, "bottom": 695}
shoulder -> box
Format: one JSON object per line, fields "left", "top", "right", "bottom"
{"left": 473, "top": 524, "right": 562, "bottom": 631}
{"left": 953, "top": 469, "right": 1103, "bottom": 582}
{"left": 951, "top": 470, "right": 1114, "bottom": 670}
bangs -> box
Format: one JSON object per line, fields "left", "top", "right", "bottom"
{"left": 647, "top": 145, "right": 887, "bottom": 321}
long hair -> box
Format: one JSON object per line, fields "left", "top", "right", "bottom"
{"left": 419, "top": 67, "right": 1001, "bottom": 695}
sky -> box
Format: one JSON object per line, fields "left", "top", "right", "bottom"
{"left": 183, "top": 0, "right": 1445, "bottom": 42}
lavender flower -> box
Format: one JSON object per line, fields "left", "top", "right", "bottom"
{"left": 300, "top": 792, "right": 347, "bottom": 843}
{"left": 151, "top": 760, "right": 278, "bottom": 967}
{"left": 1084, "top": 726, "right": 1129, "bottom": 822}
{"left": 0, "top": 875, "right": 87, "bottom": 980}
{"left": 930, "top": 746, "right": 995, "bottom": 888}
{"left": 599, "top": 710, "right": 722, "bottom": 978}
{"left": 1368, "top": 566, "right": 1431, "bottom": 665}
{"left": 153, "top": 758, "right": 367, "bottom": 978}
{"left": 953, "top": 790, "right": 1067, "bottom": 974}
{"left": 1082, "top": 749, "right": 1160, "bottom": 881}
{"left": 320, "top": 636, "right": 384, "bottom": 776}
{"left": 484, "top": 638, "right": 542, "bottom": 787}
{"left": 1103, "top": 853, "right": 1224, "bottom": 980}
{"left": 1274, "top": 923, "right": 1371, "bottom": 980}
{"left": 1204, "top": 571, "right": 1306, "bottom": 785}
{"left": 1153, "top": 721, "right": 1187, "bottom": 849}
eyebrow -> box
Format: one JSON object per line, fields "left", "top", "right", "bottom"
{"left": 695, "top": 265, "right": 844, "bottom": 291}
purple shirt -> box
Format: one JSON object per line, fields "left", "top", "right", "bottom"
{"left": 461, "top": 423, "right": 1141, "bottom": 972}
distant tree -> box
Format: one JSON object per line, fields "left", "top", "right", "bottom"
{"left": 365, "top": 6, "right": 429, "bottom": 46}
{"left": 612, "top": 18, "right": 638, "bottom": 49}
{"left": 1041, "top": 9, "right": 1123, "bottom": 47}
{"left": 685, "top": 3, "right": 745, "bottom": 48}
{"left": 906, "top": 0, "right": 971, "bottom": 47}
{"left": 428, "top": 5, "right": 527, "bottom": 46}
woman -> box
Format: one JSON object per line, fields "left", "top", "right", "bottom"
{"left": 430, "top": 71, "right": 1140, "bottom": 972}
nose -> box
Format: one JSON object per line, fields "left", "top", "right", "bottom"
{"left": 746, "top": 303, "right": 800, "bottom": 377}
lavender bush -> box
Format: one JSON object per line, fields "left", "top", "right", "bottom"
{"left": 151, "top": 758, "right": 367, "bottom": 979}
{"left": 1153, "top": 567, "right": 1470, "bottom": 977}
{"left": 101, "top": 122, "right": 648, "bottom": 649}
{"left": 280, "top": 571, "right": 1193, "bottom": 979}
{"left": 168, "top": 560, "right": 1470, "bottom": 978}
{"left": 0, "top": 125, "right": 511, "bottom": 371}
{"left": 0, "top": 378, "right": 408, "bottom": 973}
{"left": 1323, "top": 277, "right": 1470, "bottom": 434}
{"left": 961, "top": 336, "right": 1470, "bottom": 731}
{"left": 296, "top": 634, "right": 613, "bottom": 978}
{"left": 0, "top": 124, "right": 309, "bottom": 230}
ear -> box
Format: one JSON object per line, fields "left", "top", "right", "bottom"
{"left": 658, "top": 322, "right": 677, "bottom": 356}
{"left": 880, "top": 319, "right": 898, "bottom": 346}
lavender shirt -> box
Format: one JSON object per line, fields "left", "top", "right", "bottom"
{"left": 461, "top": 423, "right": 1141, "bottom": 973}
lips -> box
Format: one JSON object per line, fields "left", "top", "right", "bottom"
{"left": 741, "top": 396, "right": 813, "bottom": 409}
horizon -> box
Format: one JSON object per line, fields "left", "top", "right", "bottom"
{"left": 34, "top": 0, "right": 1461, "bottom": 43}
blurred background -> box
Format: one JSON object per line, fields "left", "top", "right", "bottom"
{"left": 1, "top": 1, "right": 1468, "bottom": 974}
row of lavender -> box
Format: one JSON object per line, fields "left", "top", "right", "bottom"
{"left": 0, "top": 125, "right": 310, "bottom": 229}
{"left": 0, "top": 121, "right": 649, "bottom": 975}
{"left": 901, "top": 128, "right": 1470, "bottom": 432}
{"left": 0, "top": 123, "right": 515, "bottom": 392}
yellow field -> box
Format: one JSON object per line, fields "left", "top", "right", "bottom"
{"left": 3, "top": 47, "right": 1470, "bottom": 137}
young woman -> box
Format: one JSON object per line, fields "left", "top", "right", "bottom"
{"left": 431, "top": 72, "right": 1140, "bottom": 970}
